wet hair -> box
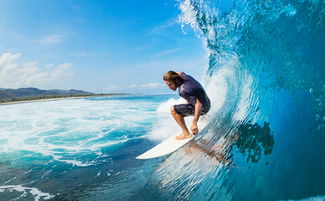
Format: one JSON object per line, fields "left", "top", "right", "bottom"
{"left": 163, "top": 71, "right": 184, "bottom": 85}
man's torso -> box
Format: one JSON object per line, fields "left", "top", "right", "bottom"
{"left": 178, "top": 73, "right": 210, "bottom": 109}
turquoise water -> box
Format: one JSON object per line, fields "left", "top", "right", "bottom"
{"left": 0, "top": 95, "right": 182, "bottom": 200}
{"left": 1, "top": 0, "right": 325, "bottom": 200}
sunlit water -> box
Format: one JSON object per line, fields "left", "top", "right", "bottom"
{"left": 1, "top": 0, "right": 325, "bottom": 200}
{"left": 0, "top": 95, "right": 183, "bottom": 200}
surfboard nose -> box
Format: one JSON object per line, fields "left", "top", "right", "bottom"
{"left": 136, "top": 135, "right": 194, "bottom": 159}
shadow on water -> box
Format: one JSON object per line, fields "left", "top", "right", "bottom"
{"left": 191, "top": 120, "right": 275, "bottom": 169}
{"left": 233, "top": 121, "right": 274, "bottom": 163}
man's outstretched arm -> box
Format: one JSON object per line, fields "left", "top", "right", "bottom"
{"left": 191, "top": 99, "right": 202, "bottom": 134}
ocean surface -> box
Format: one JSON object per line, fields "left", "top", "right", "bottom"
{"left": 1, "top": 0, "right": 325, "bottom": 200}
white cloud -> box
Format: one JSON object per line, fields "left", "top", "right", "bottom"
{"left": 0, "top": 52, "right": 74, "bottom": 88}
{"left": 130, "top": 82, "right": 164, "bottom": 88}
{"left": 39, "top": 34, "right": 63, "bottom": 44}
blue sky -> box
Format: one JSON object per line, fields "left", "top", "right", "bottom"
{"left": 0, "top": 0, "right": 207, "bottom": 94}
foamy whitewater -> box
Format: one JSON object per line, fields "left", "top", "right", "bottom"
{"left": 1, "top": 0, "right": 324, "bottom": 200}
{"left": 0, "top": 95, "right": 184, "bottom": 200}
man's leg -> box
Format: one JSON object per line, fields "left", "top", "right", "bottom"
{"left": 170, "top": 106, "right": 192, "bottom": 140}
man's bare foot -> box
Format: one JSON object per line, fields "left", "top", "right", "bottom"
{"left": 175, "top": 132, "right": 192, "bottom": 140}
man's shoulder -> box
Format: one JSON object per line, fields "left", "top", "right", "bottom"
{"left": 179, "top": 72, "right": 188, "bottom": 80}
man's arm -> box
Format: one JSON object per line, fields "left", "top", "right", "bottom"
{"left": 191, "top": 99, "right": 202, "bottom": 134}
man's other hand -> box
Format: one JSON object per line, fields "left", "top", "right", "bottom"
{"left": 191, "top": 123, "right": 199, "bottom": 135}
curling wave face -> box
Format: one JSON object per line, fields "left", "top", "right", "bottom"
{"left": 146, "top": 0, "right": 325, "bottom": 200}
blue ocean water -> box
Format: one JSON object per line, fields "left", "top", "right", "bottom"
{"left": 1, "top": 0, "right": 325, "bottom": 200}
{"left": 0, "top": 94, "right": 183, "bottom": 200}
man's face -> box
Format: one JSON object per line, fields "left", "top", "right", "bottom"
{"left": 164, "top": 80, "right": 177, "bottom": 91}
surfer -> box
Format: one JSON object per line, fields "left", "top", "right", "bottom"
{"left": 163, "top": 71, "right": 211, "bottom": 140}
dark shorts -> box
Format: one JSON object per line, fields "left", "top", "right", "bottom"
{"left": 173, "top": 104, "right": 210, "bottom": 117}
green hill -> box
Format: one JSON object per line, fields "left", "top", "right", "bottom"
{"left": 0, "top": 87, "right": 126, "bottom": 103}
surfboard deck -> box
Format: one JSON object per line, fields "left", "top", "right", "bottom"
{"left": 136, "top": 134, "right": 194, "bottom": 159}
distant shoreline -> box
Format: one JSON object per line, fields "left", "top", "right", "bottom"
{"left": 0, "top": 93, "right": 130, "bottom": 105}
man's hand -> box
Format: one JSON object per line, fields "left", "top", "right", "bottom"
{"left": 191, "top": 123, "right": 199, "bottom": 135}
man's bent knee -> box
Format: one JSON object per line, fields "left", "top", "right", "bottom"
{"left": 170, "top": 106, "right": 178, "bottom": 116}
{"left": 170, "top": 106, "right": 175, "bottom": 113}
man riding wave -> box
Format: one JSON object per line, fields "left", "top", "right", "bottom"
{"left": 163, "top": 71, "right": 211, "bottom": 140}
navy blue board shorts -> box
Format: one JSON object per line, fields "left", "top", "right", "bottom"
{"left": 173, "top": 103, "right": 210, "bottom": 117}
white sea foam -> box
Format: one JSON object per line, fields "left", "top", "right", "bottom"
{"left": 279, "top": 195, "right": 325, "bottom": 201}
{"left": 156, "top": 98, "right": 186, "bottom": 114}
{"left": 178, "top": 0, "right": 200, "bottom": 34}
{"left": 148, "top": 98, "right": 186, "bottom": 141}
{"left": 203, "top": 68, "right": 228, "bottom": 115}
{"left": 0, "top": 97, "right": 158, "bottom": 166}
{"left": 0, "top": 185, "right": 55, "bottom": 201}
{"left": 3, "top": 176, "right": 17, "bottom": 185}
{"left": 232, "top": 72, "right": 254, "bottom": 121}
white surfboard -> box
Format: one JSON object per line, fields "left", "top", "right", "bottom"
{"left": 136, "top": 134, "right": 194, "bottom": 159}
